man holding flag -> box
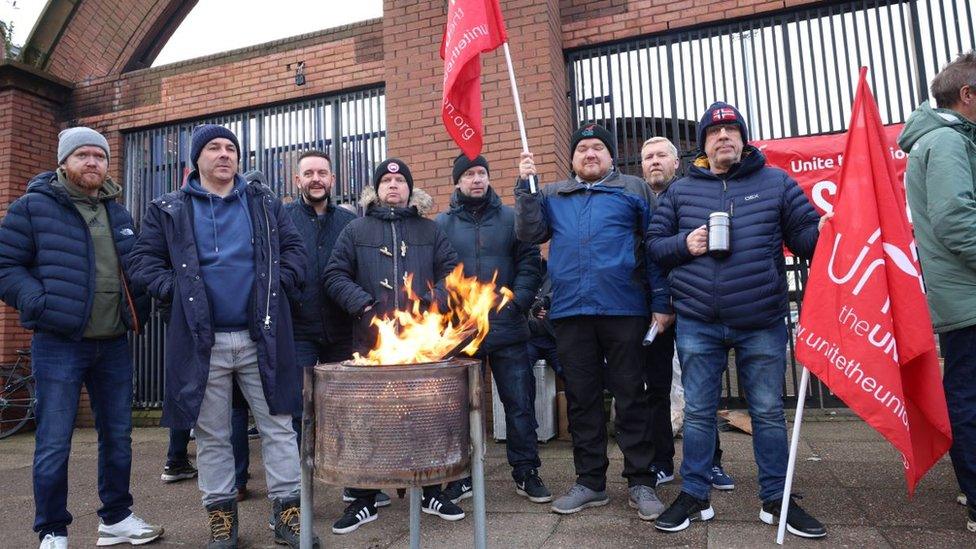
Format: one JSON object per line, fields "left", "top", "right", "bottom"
{"left": 648, "top": 102, "right": 829, "bottom": 538}
{"left": 899, "top": 51, "right": 976, "bottom": 532}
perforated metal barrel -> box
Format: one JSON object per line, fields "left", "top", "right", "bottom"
{"left": 311, "top": 359, "right": 475, "bottom": 488}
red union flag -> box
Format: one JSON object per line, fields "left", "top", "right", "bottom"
{"left": 440, "top": 0, "right": 507, "bottom": 159}
{"left": 796, "top": 68, "right": 952, "bottom": 494}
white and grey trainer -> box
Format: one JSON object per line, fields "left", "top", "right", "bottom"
{"left": 96, "top": 513, "right": 164, "bottom": 546}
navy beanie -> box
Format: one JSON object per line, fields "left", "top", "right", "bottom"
{"left": 452, "top": 154, "right": 490, "bottom": 185}
{"left": 373, "top": 158, "right": 414, "bottom": 194}
{"left": 697, "top": 102, "right": 749, "bottom": 150}
{"left": 189, "top": 124, "right": 241, "bottom": 168}
{"left": 570, "top": 123, "right": 616, "bottom": 159}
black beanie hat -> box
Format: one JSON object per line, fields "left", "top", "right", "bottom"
{"left": 570, "top": 123, "right": 616, "bottom": 159}
{"left": 373, "top": 158, "right": 414, "bottom": 194}
{"left": 452, "top": 154, "right": 490, "bottom": 185}
{"left": 189, "top": 124, "right": 241, "bottom": 169}
{"left": 697, "top": 102, "right": 749, "bottom": 150}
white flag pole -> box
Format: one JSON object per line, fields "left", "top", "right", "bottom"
{"left": 777, "top": 366, "right": 811, "bottom": 544}
{"left": 502, "top": 42, "right": 537, "bottom": 193}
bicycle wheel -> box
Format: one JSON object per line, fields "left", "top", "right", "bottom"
{"left": 0, "top": 372, "right": 35, "bottom": 439}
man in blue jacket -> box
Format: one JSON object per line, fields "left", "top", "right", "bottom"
{"left": 436, "top": 153, "right": 549, "bottom": 504}
{"left": 515, "top": 123, "right": 671, "bottom": 522}
{"left": 129, "top": 124, "right": 312, "bottom": 548}
{"left": 649, "top": 102, "right": 829, "bottom": 538}
{"left": 0, "top": 127, "right": 162, "bottom": 549}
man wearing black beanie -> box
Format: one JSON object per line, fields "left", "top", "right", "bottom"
{"left": 436, "top": 153, "right": 549, "bottom": 505}
{"left": 514, "top": 123, "right": 671, "bottom": 522}
{"left": 324, "top": 158, "right": 462, "bottom": 533}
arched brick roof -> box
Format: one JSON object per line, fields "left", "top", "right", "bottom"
{"left": 20, "top": 0, "right": 196, "bottom": 83}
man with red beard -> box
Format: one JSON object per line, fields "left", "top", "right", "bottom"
{"left": 0, "top": 127, "right": 162, "bottom": 548}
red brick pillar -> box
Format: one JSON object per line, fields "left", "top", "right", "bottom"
{"left": 0, "top": 61, "right": 70, "bottom": 364}
{"left": 382, "top": 0, "right": 571, "bottom": 213}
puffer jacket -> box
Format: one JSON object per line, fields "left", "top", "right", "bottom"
{"left": 323, "top": 186, "right": 458, "bottom": 353}
{"left": 0, "top": 171, "right": 148, "bottom": 339}
{"left": 435, "top": 186, "right": 541, "bottom": 351}
{"left": 648, "top": 145, "right": 820, "bottom": 329}
{"left": 898, "top": 101, "right": 976, "bottom": 332}
{"left": 128, "top": 174, "right": 307, "bottom": 429}
{"left": 284, "top": 198, "right": 357, "bottom": 343}
{"left": 514, "top": 170, "right": 670, "bottom": 320}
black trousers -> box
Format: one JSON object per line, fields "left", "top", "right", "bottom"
{"left": 554, "top": 315, "right": 654, "bottom": 491}
{"left": 643, "top": 326, "right": 676, "bottom": 471}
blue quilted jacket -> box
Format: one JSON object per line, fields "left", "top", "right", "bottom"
{"left": 0, "top": 171, "right": 148, "bottom": 338}
{"left": 648, "top": 146, "right": 820, "bottom": 329}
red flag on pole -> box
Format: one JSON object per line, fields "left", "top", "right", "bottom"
{"left": 440, "top": 0, "right": 507, "bottom": 160}
{"left": 796, "top": 67, "right": 952, "bottom": 494}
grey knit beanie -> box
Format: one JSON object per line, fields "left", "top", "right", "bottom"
{"left": 58, "top": 127, "right": 110, "bottom": 165}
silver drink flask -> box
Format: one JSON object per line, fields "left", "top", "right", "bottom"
{"left": 708, "top": 211, "right": 731, "bottom": 258}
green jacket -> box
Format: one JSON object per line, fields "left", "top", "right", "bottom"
{"left": 898, "top": 101, "right": 976, "bottom": 332}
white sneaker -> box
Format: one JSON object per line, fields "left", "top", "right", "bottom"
{"left": 39, "top": 534, "right": 67, "bottom": 549}
{"left": 958, "top": 493, "right": 968, "bottom": 506}
{"left": 96, "top": 514, "right": 163, "bottom": 546}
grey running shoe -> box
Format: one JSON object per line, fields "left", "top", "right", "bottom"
{"left": 551, "top": 484, "right": 609, "bottom": 514}
{"left": 629, "top": 484, "right": 665, "bottom": 520}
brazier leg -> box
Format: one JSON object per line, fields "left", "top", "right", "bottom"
{"left": 409, "top": 486, "right": 422, "bottom": 549}
{"left": 468, "top": 362, "right": 487, "bottom": 549}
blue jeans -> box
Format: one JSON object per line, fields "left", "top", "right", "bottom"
{"left": 526, "top": 335, "right": 563, "bottom": 379}
{"left": 31, "top": 333, "right": 134, "bottom": 539}
{"left": 483, "top": 343, "right": 541, "bottom": 478}
{"left": 675, "top": 316, "right": 788, "bottom": 502}
{"left": 292, "top": 339, "right": 352, "bottom": 446}
{"left": 939, "top": 326, "right": 976, "bottom": 511}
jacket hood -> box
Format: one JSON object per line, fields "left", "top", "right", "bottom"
{"left": 898, "top": 101, "right": 976, "bottom": 152}
{"left": 27, "top": 170, "right": 122, "bottom": 203}
{"left": 182, "top": 173, "right": 248, "bottom": 201}
{"left": 689, "top": 144, "right": 766, "bottom": 180}
{"left": 358, "top": 184, "right": 434, "bottom": 215}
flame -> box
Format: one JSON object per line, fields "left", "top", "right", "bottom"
{"left": 352, "top": 264, "right": 514, "bottom": 365}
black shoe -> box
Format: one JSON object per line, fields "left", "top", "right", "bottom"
{"left": 161, "top": 461, "right": 197, "bottom": 483}
{"left": 422, "top": 490, "right": 466, "bottom": 521}
{"left": 342, "top": 488, "right": 391, "bottom": 507}
{"left": 443, "top": 478, "right": 473, "bottom": 504}
{"left": 272, "top": 495, "right": 320, "bottom": 547}
{"left": 515, "top": 469, "right": 553, "bottom": 503}
{"left": 332, "top": 499, "right": 378, "bottom": 534}
{"left": 654, "top": 492, "right": 714, "bottom": 532}
{"left": 247, "top": 425, "right": 260, "bottom": 440}
{"left": 205, "top": 498, "right": 238, "bottom": 549}
{"left": 760, "top": 495, "right": 827, "bottom": 539}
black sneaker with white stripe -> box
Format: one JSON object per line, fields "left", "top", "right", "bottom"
{"left": 422, "top": 490, "right": 466, "bottom": 521}
{"left": 759, "top": 495, "right": 827, "bottom": 539}
{"left": 515, "top": 469, "right": 552, "bottom": 503}
{"left": 650, "top": 464, "right": 674, "bottom": 486}
{"left": 655, "top": 492, "right": 714, "bottom": 532}
{"left": 443, "top": 478, "right": 473, "bottom": 504}
{"left": 332, "top": 499, "right": 377, "bottom": 534}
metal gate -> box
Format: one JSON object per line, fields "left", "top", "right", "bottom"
{"left": 123, "top": 87, "right": 386, "bottom": 408}
{"left": 566, "top": 0, "right": 976, "bottom": 407}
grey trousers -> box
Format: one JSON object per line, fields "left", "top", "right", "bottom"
{"left": 196, "top": 330, "right": 300, "bottom": 505}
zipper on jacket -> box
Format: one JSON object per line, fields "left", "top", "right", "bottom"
{"left": 262, "top": 198, "right": 273, "bottom": 330}
{"left": 391, "top": 218, "right": 400, "bottom": 311}
{"left": 712, "top": 178, "right": 728, "bottom": 322}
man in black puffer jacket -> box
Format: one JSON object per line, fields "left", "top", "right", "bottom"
{"left": 649, "top": 103, "right": 830, "bottom": 539}
{"left": 0, "top": 127, "right": 160, "bottom": 548}
{"left": 435, "top": 154, "right": 549, "bottom": 505}
{"left": 323, "top": 158, "right": 462, "bottom": 534}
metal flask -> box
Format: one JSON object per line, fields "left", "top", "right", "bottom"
{"left": 707, "top": 211, "right": 731, "bottom": 258}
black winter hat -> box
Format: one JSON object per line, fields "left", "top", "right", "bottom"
{"left": 697, "top": 102, "right": 749, "bottom": 150}
{"left": 570, "top": 123, "right": 616, "bottom": 159}
{"left": 373, "top": 158, "right": 414, "bottom": 194}
{"left": 189, "top": 124, "right": 241, "bottom": 169}
{"left": 452, "top": 154, "right": 490, "bottom": 185}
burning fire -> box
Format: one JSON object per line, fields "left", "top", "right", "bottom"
{"left": 352, "top": 264, "right": 514, "bottom": 365}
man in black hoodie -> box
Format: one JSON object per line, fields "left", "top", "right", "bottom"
{"left": 435, "top": 154, "right": 549, "bottom": 505}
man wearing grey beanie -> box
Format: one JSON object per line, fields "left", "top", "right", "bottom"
{"left": 0, "top": 126, "right": 162, "bottom": 548}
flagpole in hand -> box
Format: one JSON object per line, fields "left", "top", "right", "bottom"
{"left": 502, "top": 42, "right": 537, "bottom": 194}
{"left": 777, "top": 366, "right": 810, "bottom": 544}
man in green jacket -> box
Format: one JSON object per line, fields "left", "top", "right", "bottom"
{"left": 898, "top": 50, "right": 976, "bottom": 534}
